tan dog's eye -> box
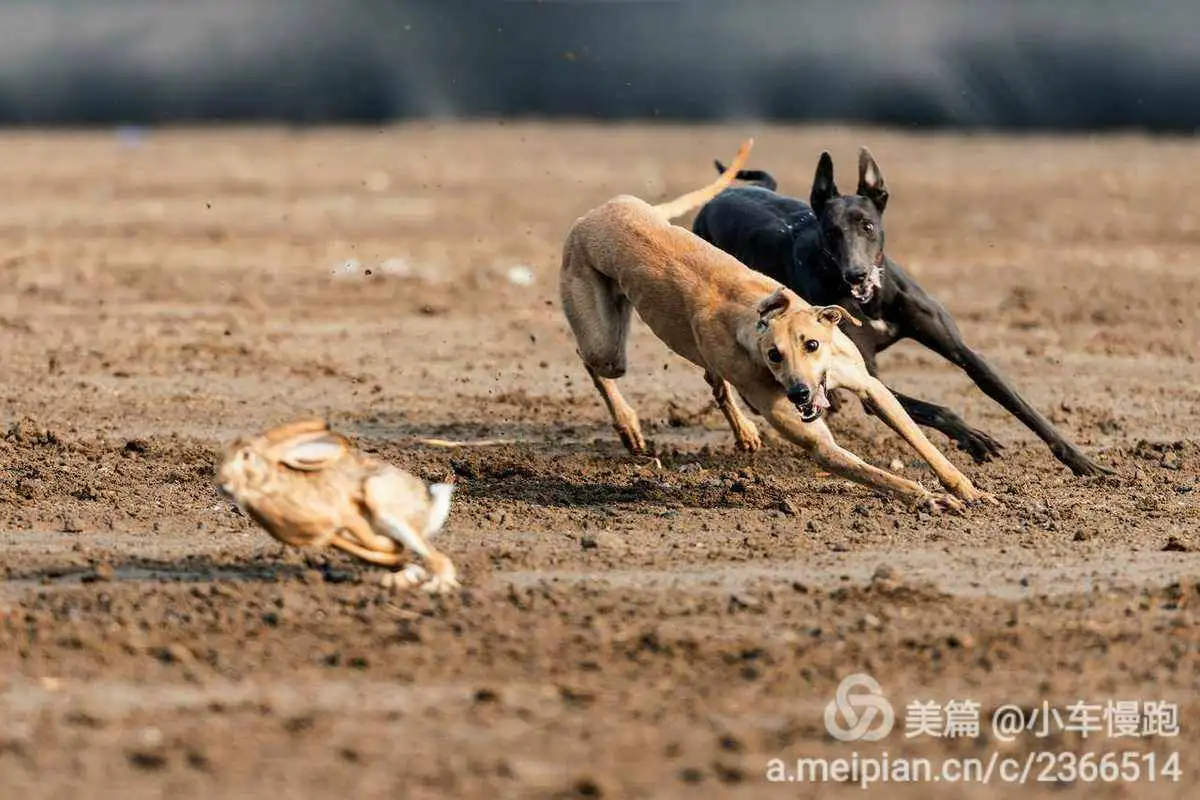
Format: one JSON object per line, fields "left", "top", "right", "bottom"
{"left": 767, "top": 347, "right": 784, "bottom": 363}
{"left": 804, "top": 340, "right": 820, "bottom": 353}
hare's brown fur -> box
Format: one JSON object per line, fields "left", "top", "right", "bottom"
{"left": 218, "top": 419, "right": 459, "bottom": 593}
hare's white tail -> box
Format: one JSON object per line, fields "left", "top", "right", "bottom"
{"left": 424, "top": 483, "right": 456, "bottom": 537}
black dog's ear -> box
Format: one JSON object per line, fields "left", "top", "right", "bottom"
{"left": 810, "top": 151, "right": 838, "bottom": 217}
{"left": 856, "top": 147, "right": 889, "bottom": 214}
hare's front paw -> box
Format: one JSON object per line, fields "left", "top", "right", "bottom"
{"left": 379, "top": 564, "right": 428, "bottom": 591}
{"left": 420, "top": 573, "right": 461, "bottom": 595}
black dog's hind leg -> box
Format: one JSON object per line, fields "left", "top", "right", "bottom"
{"left": 845, "top": 322, "right": 1004, "bottom": 463}
{"left": 901, "top": 293, "right": 1108, "bottom": 476}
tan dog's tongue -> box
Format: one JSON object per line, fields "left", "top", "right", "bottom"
{"left": 813, "top": 383, "right": 830, "bottom": 410}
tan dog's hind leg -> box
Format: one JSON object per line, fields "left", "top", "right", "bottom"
{"left": 587, "top": 365, "right": 648, "bottom": 455}
{"left": 561, "top": 240, "right": 647, "bottom": 454}
{"left": 855, "top": 376, "right": 994, "bottom": 504}
{"left": 741, "top": 384, "right": 963, "bottom": 512}
{"left": 705, "top": 371, "right": 762, "bottom": 452}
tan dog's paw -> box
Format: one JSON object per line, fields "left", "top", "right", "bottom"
{"left": 972, "top": 490, "right": 999, "bottom": 506}
{"left": 919, "top": 493, "right": 965, "bottom": 515}
{"left": 953, "top": 481, "right": 998, "bottom": 506}
{"left": 616, "top": 425, "right": 648, "bottom": 456}
{"left": 735, "top": 424, "right": 763, "bottom": 452}
{"left": 630, "top": 454, "right": 663, "bottom": 471}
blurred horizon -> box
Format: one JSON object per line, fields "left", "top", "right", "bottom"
{"left": 0, "top": 0, "right": 1196, "bottom": 133}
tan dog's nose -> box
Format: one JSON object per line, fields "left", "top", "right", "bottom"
{"left": 786, "top": 384, "right": 812, "bottom": 405}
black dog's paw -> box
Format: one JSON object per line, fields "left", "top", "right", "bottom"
{"left": 955, "top": 427, "right": 1005, "bottom": 463}
{"left": 1058, "top": 447, "right": 1114, "bottom": 477}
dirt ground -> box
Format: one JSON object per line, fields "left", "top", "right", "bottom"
{"left": 0, "top": 123, "right": 1197, "bottom": 798}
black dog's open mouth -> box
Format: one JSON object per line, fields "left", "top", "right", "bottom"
{"left": 795, "top": 379, "right": 831, "bottom": 423}
{"left": 848, "top": 265, "right": 884, "bottom": 303}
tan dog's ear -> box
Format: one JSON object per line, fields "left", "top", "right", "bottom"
{"left": 757, "top": 288, "right": 796, "bottom": 321}
{"left": 278, "top": 433, "right": 349, "bottom": 471}
{"left": 816, "top": 305, "right": 862, "bottom": 327}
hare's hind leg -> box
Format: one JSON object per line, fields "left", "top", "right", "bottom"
{"left": 363, "top": 474, "right": 460, "bottom": 593}
{"left": 560, "top": 243, "right": 646, "bottom": 454}
{"left": 327, "top": 526, "right": 432, "bottom": 589}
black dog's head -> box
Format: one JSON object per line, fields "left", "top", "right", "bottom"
{"left": 809, "top": 147, "right": 890, "bottom": 304}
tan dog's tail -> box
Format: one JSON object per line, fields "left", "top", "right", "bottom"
{"left": 651, "top": 138, "right": 754, "bottom": 221}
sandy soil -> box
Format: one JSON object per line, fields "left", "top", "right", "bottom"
{"left": 0, "top": 123, "right": 1197, "bottom": 798}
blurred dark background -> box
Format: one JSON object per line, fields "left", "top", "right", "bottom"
{"left": 0, "top": 0, "right": 1196, "bottom": 132}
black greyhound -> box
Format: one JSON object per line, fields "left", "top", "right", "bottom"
{"left": 691, "top": 147, "right": 1106, "bottom": 476}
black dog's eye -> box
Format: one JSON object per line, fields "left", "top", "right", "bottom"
{"left": 767, "top": 347, "right": 784, "bottom": 363}
{"left": 804, "top": 339, "right": 820, "bottom": 353}
{"left": 862, "top": 220, "right": 875, "bottom": 234}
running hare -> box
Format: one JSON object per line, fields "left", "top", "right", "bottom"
{"left": 217, "top": 419, "right": 460, "bottom": 593}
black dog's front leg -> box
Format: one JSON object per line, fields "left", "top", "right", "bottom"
{"left": 882, "top": 390, "right": 1004, "bottom": 463}
{"left": 903, "top": 295, "right": 1108, "bottom": 476}
{"left": 843, "top": 322, "right": 1004, "bottom": 463}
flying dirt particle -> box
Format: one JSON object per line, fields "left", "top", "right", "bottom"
{"left": 946, "top": 632, "right": 976, "bottom": 649}
{"left": 1162, "top": 536, "right": 1190, "bottom": 552}
{"left": 82, "top": 563, "right": 115, "bottom": 583}
{"left": 717, "top": 733, "right": 744, "bottom": 753}
{"left": 473, "top": 687, "right": 499, "bottom": 703}
{"left": 728, "top": 593, "right": 762, "bottom": 613}
{"left": 571, "top": 777, "right": 604, "bottom": 797}
{"left": 127, "top": 750, "right": 167, "bottom": 771}
{"left": 7, "top": 416, "right": 59, "bottom": 446}
{"left": 580, "top": 531, "right": 625, "bottom": 553}
{"left": 872, "top": 564, "right": 898, "bottom": 583}
{"left": 506, "top": 265, "right": 535, "bottom": 286}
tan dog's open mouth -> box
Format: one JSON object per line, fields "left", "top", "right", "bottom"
{"left": 797, "top": 378, "right": 831, "bottom": 423}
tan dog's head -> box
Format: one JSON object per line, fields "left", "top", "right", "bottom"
{"left": 750, "top": 289, "right": 860, "bottom": 422}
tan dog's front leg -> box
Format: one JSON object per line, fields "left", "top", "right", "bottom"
{"left": 705, "top": 371, "right": 762, "bottom": 452}
{"left": 856, "top": 376, "right": 993, "bottom": 504}
{"left": 741, "top": 385, "right": 963, "bottom": 512}
{"left": 586, "top": 364, "right": 647, "bottom": 455}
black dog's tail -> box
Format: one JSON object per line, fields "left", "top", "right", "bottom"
{"left": 713, "top": 159, "right": 778, "bottom": 192}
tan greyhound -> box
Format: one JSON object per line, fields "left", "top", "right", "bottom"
{"left": 559, "top": 139, "right": 992, "bottom": 511}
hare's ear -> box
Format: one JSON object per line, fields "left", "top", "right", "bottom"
{"left": 261, "top": 418, "right": 331, "bottom": 446}
{"left": 279, "top": 434, "right": 348, "bottom": 471}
